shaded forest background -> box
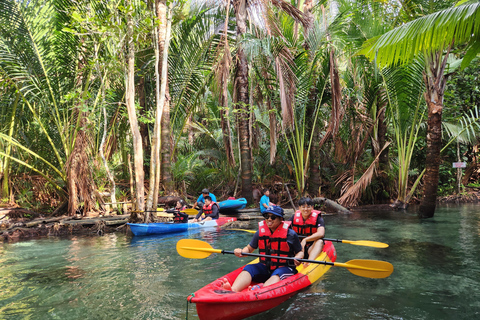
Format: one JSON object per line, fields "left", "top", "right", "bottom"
{"left": 1, "top": 0, "right": 480, "bottom": 220}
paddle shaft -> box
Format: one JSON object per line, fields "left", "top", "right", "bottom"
{"left": 221, "top": 250, "right": 335, "bottom": 266}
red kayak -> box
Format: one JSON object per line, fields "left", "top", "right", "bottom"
{"left": 188, "top": 241, "right": 337, "bottom": 320}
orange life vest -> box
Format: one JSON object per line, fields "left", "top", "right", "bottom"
{"left": 291, "top": 210, "right": 320, "bottom": 236}
{"left": 258, "top": 220, "right": 292, "bottom": 271}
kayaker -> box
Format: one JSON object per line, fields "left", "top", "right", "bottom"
{"left": 193, "top": 188, "right": 217, "bottom": 209}
{"left": 166, "top": 199, "right": 189, "bottom": 223}
{"left": 221, "top": 205, "right": 304, "bottom": 292}
{"left": 193, "top": 196, "right": 219, "bottom": 222}
{"left": 259, "top": 188, "right": 274, "bottom": 214}
{"left": 288, "top": 197, "right": 325, "bottom": 263}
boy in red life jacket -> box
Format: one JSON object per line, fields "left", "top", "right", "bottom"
{"left": 193, "top": 196, "right": 219, "bottom": 222}
{"left": 288, "top": 197, "right": 325, "bottom": 264}
{"left": 221, "top": 206, "right": 304, "bottom": 292}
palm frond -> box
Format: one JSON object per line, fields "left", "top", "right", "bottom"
{"left": 360, "top": 3, "right": 480, "bottom": 67}
{"left": 336, "top": 142, "right": 390, "bottom": 207}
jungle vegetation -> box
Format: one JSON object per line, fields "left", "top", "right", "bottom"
{"left": 0, "top": 0, "right": 479, "bottom": 220}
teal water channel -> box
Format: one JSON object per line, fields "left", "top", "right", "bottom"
{"left": 1, "top": 204, "right": 480, "bottom": 319}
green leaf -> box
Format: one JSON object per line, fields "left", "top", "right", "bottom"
{"left": 71, "top": 11, "right": 85, "bottom": 22}
{"left": 461, "top": 39, "right": 480, "bottom": 70}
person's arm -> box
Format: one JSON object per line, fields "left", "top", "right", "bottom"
{"left": 289, "top": 232, "right": 305, "bottom": 266}
{"left": 211, "top": 205, "right": 219, "bottom": 219}
{"left": 234, "top": 232, "right": 259, "bottom": 256}
{"left": 194, "top": 208, "right": 204, "bottom": 220}
{"left": 210, "top": 193, "right": 217, "bottom": 202}
{"left": 302, "top": 226, "right": 325, "bottom": 243}
{"left": 300, "top": 216, "right": 325, "bottom": 249}
{"left": 233, "top": 244, "right": 254, "bottom": 257}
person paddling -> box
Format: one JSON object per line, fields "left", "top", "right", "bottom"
{"left": 166, "top": 199, "right": 189, "bottom": 223}
{"left": 193, "top": 196, "right": 219, "bottom": 222}
{"left": 222, "top": 206, "right": 304, "bottom": 292}
{"left": 288, "top": 197, "right": 325, "bottom": 263}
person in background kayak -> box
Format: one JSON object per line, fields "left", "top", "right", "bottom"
{"left": 221, "top": 206, "right": 304, "bottom": 292}
{"left": 166, "top": 199, "right": 189, "bottom": 223}
{"left": 193, "top": 188, "right": 217, "bottom": 209}
{"left": 259, "top": 188, "right": 274, "bottom": 214}
{"left": 289, "top": 197, "right": 325, "bottom": 263}
{"left": 193, "top": 196, "right": 219, "bottom": 222}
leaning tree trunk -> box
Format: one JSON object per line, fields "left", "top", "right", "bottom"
{"left": 419, "top": 51, "right": 448, "bottom": 218}
{"left": 233, "top": 0, "right": 253, "bottom": 204}
{"left": 126, "top": 2, "right": 145, "bottom": 212}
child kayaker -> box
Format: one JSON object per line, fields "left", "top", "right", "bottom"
{"left": 221, "top": 206, "right": 304, "bottom": 292}
{"left": 193, "top": 196, "right": 219, "bottom": 222}
{"left": 288, "top": 197, "right": 325, "bottom": 263}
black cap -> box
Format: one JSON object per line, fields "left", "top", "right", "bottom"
{"left": 201, "top": 188, "right": 209, "bottom": 194}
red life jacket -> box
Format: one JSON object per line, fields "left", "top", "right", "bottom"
{"left": 291, "top": 210, "right": 320, "bottom": 236}
{"left": 173, "top": 206, "right": 188, "bottom": 223}
{"left": 202, "top": 202, "right": 217, "bottom": 216}
{"left": 258, "top": 220, "right": 292, "bottom": 271}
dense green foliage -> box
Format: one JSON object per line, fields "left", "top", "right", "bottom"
{"left": 0, "top": 0, "right": 479, "bottom": 214}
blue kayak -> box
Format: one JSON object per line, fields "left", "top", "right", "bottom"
{"left": 127, "top": 217, "right": 236, "bottom": 236}
{"left": 218, "top": 198, "right": 247, "bottom": 212}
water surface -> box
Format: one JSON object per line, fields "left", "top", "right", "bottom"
{"left": 1, "top": 204, "right": 479, "bottom": 319}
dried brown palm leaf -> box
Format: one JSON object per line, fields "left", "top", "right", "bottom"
{"left": 261, "top": 0, "right": 311, "bottom": 29}
{"left": 336, "top": 142, "right": 391, "bottom": 207}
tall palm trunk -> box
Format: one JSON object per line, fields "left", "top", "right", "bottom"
{"left": 419, "top": 51, "right": 449, "bottom": 218}
{"left": 233, "top": 0, "right": 253, "bottom": 204}
{"left": 157, "top": 0, "right": 173, "bottom": 194}
{"left": 126, "top": 2, "right": 145, "bottom": 212}
{"left": 219, "top": 2, "right": 236, "bottom": 168}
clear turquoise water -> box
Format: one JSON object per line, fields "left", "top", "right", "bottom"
{"left": 1, "top": 204, "right": 479, "bottom": 319}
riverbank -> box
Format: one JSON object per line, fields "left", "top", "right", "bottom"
{"left": 2, "top": 190, "right": 480, "bottom": 242}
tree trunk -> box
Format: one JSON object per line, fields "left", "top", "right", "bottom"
{"left": 233, "top": 0, "right": 253, "bottom": 204}
{"left": 138, "top": 76, "right": 150, "bottom": 176}
{"left": 157, "top": 0, "right": 173, "bottom": 194}
{"left": 419, "top": 52, "right": 448, "bottom": 218}
{"left": 419, "top": 101, "right": 442, "bottom": 218}
{"left": 126, "top": 2, "right": 145, "bottom": 212}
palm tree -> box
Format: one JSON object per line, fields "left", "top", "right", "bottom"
{"left": 360, "top": 2, "right": 480, "bottom": 217}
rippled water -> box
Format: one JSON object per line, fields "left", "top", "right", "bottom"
{"left": 1, "top": 204, "right": 479, "bottom": 319}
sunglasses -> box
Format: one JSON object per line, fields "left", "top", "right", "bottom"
{"left": 263, "top": 214, "right": 279, "bottom": 220}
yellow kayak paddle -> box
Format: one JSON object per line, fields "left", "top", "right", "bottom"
{"left": 181, "top": 208, "right": 199, "bottom": 216}
{"left": 176, "top": 239, "right": 393, "bottom": 279}
{"left": 227, "top": 229, "right": 388, "bottom": 248}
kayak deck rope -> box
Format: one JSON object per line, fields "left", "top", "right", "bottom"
{"left": 186, "top": 293, "right": 195, "bottom": 320}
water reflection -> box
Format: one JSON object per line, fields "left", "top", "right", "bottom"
{"left": 1, "top": 205, "right": 480, "bottom": 319}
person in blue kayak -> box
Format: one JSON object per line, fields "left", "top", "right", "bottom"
{"left": 221, "top": 205, "right": 304, "bottom": 292}
{"left": 193, "top": 196, "right": 219, "bottom": 222}
{"left": 259, "top": 188, "right": 275, "bottom": 214}
{"left": 289, "top": 197, "right": 325, "bottom": 263}
{"left": 166, "top": 199, "right": 189, "bottom": 223}
{"left": 193, "top": 188, "right": 217, "bottom": 209}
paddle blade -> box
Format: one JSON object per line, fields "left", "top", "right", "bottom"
{"left": 181, "top": 208, "right": 198, "bottom": 216}
{"left": 176, "top": 239, "right": 221, "bottom": 259}
{"left": 342, "top": 240, "right": 389, "bottom": 248}
{"left": 336, "top": 259, "right": 394, "bottom": 279}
